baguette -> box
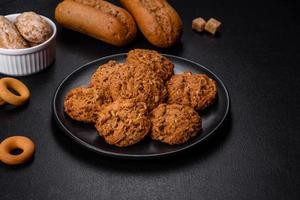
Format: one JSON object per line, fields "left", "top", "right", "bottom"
{"left": 120, "top": 0, "right": 182, "bottom": 48}
{"left": 55, "top": 0, "right": 137, "bottom": 46}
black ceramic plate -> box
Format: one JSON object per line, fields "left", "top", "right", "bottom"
{"left": 53, "top": 53, "right": 230, "bottom": 159}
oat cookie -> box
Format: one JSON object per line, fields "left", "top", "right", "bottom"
{"left": 64, "top": 87, "right": 102, "bottom": 123}
{"left": 109, "top": 63, "right": 167, "bottom": 110}
{"left": 126, "top": 49, "right": 174, "bottom": 82}
{"left": 150, "top": 103, "right": 201, "bottom": 145}
{"left": 0, "top": 16, "right": 28, "bottom": 49}
{"left": 167, "top": 72, "right": 217, "bottom": 111}
{"left": 15, "top": 12, "right": 52, "bottom": 44}
{"left": 95, "top": 99, "right": 151, "bottom": 147}
{"left": 90, "top": 60, "right": 123, "bottom": 103}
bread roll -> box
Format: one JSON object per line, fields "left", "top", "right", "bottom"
{"left": 120, "top": 0, "right": 182, "bottom": 48}
{"left": 55, "top": 0, "right": 137, "bottom": 46}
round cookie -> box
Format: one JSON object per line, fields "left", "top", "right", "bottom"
{"left": 15, "top": 12, "right": 52, "bottom": 44}
{"left": 95, "top": 99, "right": 151, "bottom": 147}
{"left": 64, "top": 87, "right": 102, "bottom": 123}
{"left": 167, "top": 72, "right": 217, "bottom": 111}
{"left": 126, "top": 49, "right": 174, "bottom": 82}
{"left": 150, "top": 104, "right": 201, "bottom": 145}
{"left": 0, "top": 16, "right": 28, "bottom": 49}
{"left": 90, "top": 60, "right": 123, "bottom": 103}
{"left": 109, "top": 63, "right": 167, "bottom": 110}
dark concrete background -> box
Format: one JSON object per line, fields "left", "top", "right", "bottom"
{"left": 0, "top": 0, "right": 299, "bottom": 199}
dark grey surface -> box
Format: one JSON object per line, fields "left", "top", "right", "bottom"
{"left": 0, "top": 0, "right": 299, "bottom": 199}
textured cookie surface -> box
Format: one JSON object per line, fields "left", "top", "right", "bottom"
{"left": 64, "top": 87, "right": 102, "bottom": 123}
{"left": 167, "top": 72, "right": 217, "bottom": 111}
{"left": 90, "top": 60, "right": 123, "bottom": 103}
{"left": 0, "top": 16, "right": 28, "bottom": 49}
{"left": 15, "top": 12, "right": 52, "bottom": 44}
{"left": 95, "top": 99, "right": 151, "bottom": 147}
{"left": 126, "top": 49, "right": 174, "bottom": 81}
{"left": 150, "top": 103, "right": 201, "bottom": 145}
{"left": 109, "top": 63, "right": 167, "bottom": 110}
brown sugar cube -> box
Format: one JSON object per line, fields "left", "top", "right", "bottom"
{"left": 192, "top": 17, "right": 206, "bottom": 32}
{"left": 205, "top": 18, "right": 221, "bottom": 35}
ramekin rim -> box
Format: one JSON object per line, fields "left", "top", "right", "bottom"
{"left": 0, "top": 13, "right": 57, "bottom": 55}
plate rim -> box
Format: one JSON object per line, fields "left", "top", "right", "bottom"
{"left": 52, "top": 53, "right": 230, "bottom": 159}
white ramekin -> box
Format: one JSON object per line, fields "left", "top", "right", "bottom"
{"left": 0, "top": 13, "right": 57, "bottom": 76}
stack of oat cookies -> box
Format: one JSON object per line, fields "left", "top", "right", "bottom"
{"left": 64, "top": 49, "right": 217, "bottom": 147}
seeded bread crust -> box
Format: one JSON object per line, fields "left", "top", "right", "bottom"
{"left": 126, "top": 49, "right": 174, "bottom": 82}
{"left": 0, "top": 16, "right": 28, "bottom": 49}
{"left": 95, "top": 99, "right": 151, "bottom": 147}
{"left": 64, "top": 87, "right": 102, "bottom": 123}
{"left": 120, "top": 0, "right": 182, "bottom": 47}
{"left": 109, "top": 63, "right": 167, "bottom": 110}
{"left": 150, "top": 103, "right": 201, "bottom": 145}
{"left": 167, "top": 72, "right": 217, "bottom": 111}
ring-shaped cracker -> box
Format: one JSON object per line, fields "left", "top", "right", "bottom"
{"left": 0, "top": 77, "right": 30, "bottom": 106}
{"left": 0, "top": 97, "right": 6, "bottom": 106}
{"left": 0, "top": 79, "right": 6, "bottom": 106}
{"left": 0, "top": 136, "right": 35, "bottom": 165}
